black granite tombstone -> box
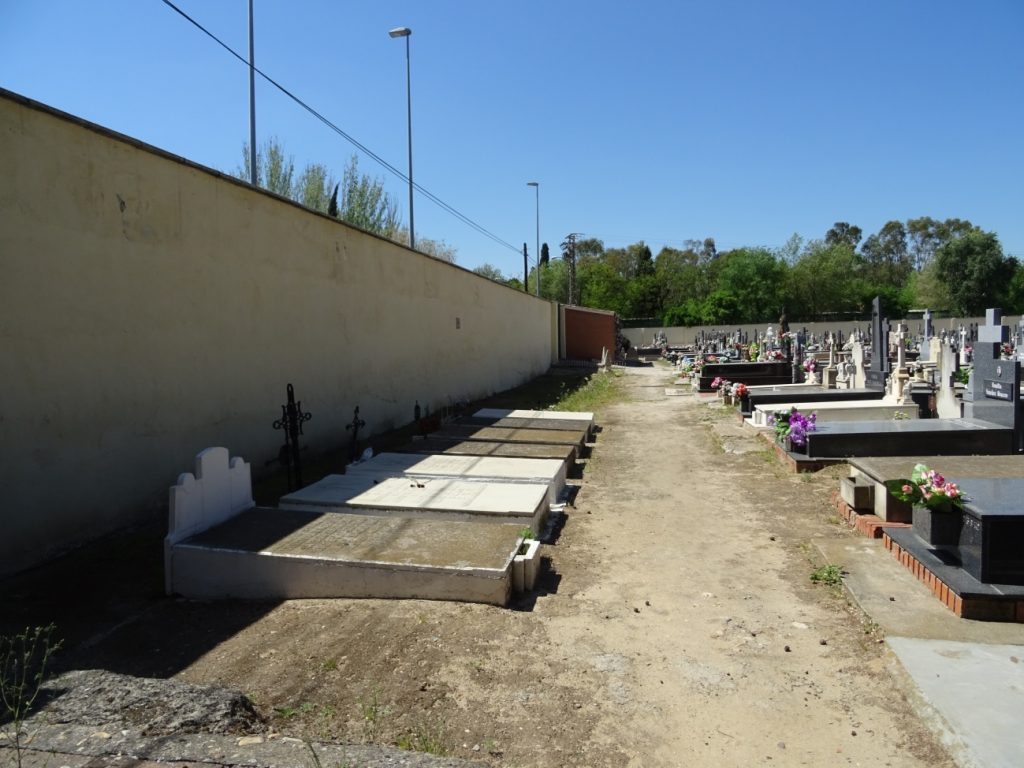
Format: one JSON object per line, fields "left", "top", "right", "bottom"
{"left": 864, "top": 296, "right": 890, "bottom": 390}
{"left": 962, "top": 309, "right": 1022, "bottom": 452}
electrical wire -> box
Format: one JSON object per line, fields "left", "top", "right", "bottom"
{"left": 160, "top": 0, "right": 520, "bottom": 254}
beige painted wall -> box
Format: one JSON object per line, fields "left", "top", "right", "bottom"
{"left": 0, "top": 90, "right": 554, "bottom": 576}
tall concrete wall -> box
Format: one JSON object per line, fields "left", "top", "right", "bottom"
{"left": 0, "top": 90, "right": 554, "bottom": 576}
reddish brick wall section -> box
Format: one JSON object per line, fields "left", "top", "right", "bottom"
{"left": 564, "top": 307, "right": 616, "bottom": 361}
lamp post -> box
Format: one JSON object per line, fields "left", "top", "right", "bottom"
{"left": 389, "top": 26, "right": 414, "bottom": 250}
{"left": 527, "top": 181, "right": 539, "bottom": 296}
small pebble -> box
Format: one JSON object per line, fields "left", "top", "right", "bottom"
{"left": 784, "top": 645, "right": 791, "bottom": 652}
{"left": 819, "top": 639, "right": 828, "bottom": 646}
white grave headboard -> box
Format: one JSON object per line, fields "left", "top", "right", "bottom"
{"left": 165, "top": 447, "right": 253, "bottom": 546}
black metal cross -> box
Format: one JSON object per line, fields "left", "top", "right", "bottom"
{"left": 346, "top": 406, "right": 367, "bottom": 462}
{"left": 271, "top": 383, "right": 312, "bottom": 491}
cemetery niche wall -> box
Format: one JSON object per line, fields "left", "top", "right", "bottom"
{"left": 0, "top": 89, "right": 556, "bottom": 577}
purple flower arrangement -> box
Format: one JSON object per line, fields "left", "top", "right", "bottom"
{"left": 768, "top": 406, "right": 817, "bottom": 447}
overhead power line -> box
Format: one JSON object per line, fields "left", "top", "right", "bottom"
{"left": 159, "top": 0, "right": 520, "bottom": 254}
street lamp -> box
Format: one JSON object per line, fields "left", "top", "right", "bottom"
{"left": 389, "top": 26, "right": 414, "bottom": 250}
{"left": 527, "top": 181, "right": 539, "bottom": 296}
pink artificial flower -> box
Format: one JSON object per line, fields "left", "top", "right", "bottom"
{"left": 902, "top": 484, "right": 912, "bottom": 493}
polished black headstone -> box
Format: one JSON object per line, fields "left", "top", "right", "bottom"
{"left": 950, "top": 477, "right": 1024, "bottom": 585}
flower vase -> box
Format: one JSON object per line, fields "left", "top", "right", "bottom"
{"left": 911, "top": 503, "right": 962, "bottom": 547}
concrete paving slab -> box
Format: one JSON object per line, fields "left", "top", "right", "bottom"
{"left": 887, "top": 637, "right": 1024, "bottom": 768}
{"left": 814, "top": 537, "right": 1024, "bottom": 644}
{"left": 400, "top": 437, "right": 577, "bottom": 463}
{"left": 279, "top": 475, "right": 549, "bottom": 532}
{"left": 346, "top": 452, "right": 567, "bottom": 503}
{"left": 167, "top": 508, "right": 522, "bottom": 605}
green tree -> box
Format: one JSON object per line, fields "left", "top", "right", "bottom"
{"left": 473, "top": 263, "right": 505, "bottom": 282}
{"left": 861, "top": 220, "right": 912, "bottom": 287}
{"left": 934, "top": 231, "right": 1016, "bottom": 315}
{"left": 711, "top": 247, "right": 787, "bottom": 323}
{"left": 539, "top": 258, "right": 568, "bottom": 303}
{"left": 578, "top": 260, "right": 627, "bottom": 314}
{"left": 786, "top": 241, "right": 863, "bottom": 320}
{"left": 906, "top": 216, "right": 977, "bottom": 271}
{"left": 825, "top": 222, "right": 863, "bottom": 250}
{"left": 237, "top": 136, "right": 295, "bottom": 197}
{"left": 294, "top": 162, "right": 334, "bottom": 211}
{"left": 337, "top": 155, "right": 399, "bottom": 237}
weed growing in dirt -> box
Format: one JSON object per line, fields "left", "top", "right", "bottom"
{"left": 1, "top": 624, "right": 63, "bottom": 768}
{"left": 396, "top": 720, "right": 448, "bottom": 756}
{"left": 810, "top": 564, "right": 844, "bottom": 586}
{"left": 357, "top": 688, "right": 390, "bottom": 743}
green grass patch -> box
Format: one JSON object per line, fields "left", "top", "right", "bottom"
{"left": 810, "top": 564, "right": 843, "bottom": 586}
{"left": 553, "top": 370, "right": 626, "bottom": 412}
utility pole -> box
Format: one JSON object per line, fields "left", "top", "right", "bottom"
{"left": 561, "top": 233, "right": 580, "bottom": 306}
{"left": 523, "top": 243, "right": 529, "bottom": 292}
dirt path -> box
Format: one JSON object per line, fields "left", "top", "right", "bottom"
{"left": 159, "top": 364, "right": 952, "bottom": 767}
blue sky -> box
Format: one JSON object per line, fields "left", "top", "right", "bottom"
{"left": 2, "top": 1, "right": 1022, "bottom": 277}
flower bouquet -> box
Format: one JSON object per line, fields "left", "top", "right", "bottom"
{"left": 731, "top": 382, "right": 748, "bottom": 398}
{"left": 885, "top": 464, "right": 964, "bottom": 514}
{"left": 803, "top": 358, "right": 816, "bottom": 373}
{"left": 767, "top": 406, "right": 816, "bottom": 448}
{"left": 885, "top": 464, "right": 965, "bottom": 544}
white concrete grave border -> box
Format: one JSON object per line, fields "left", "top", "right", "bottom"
{"left": 164, "top": 447, "right": 254, "bottom": 593}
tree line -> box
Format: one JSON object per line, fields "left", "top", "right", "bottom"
{"left": 235, "top": 138, "right": 456, "bottom": 262}
{"left": 476, "top": 218, "right": 1021, "bottom": 324}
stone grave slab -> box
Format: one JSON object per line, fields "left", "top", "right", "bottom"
{"left": 167, "top": 507, "right": 522, "bottom": 604}
{"left": 742, "top": 387, "right": 884, "bottom": 417}
{"left": 474, "top": 408, "right": 594, "bottom": 428}
{"left": 345, "top": 452, "right": 567, "bottom": 505}
{"left": 800, "top": 418, "right": 1013, "bottom": 460}
{"left": 400, "top": 437, "right": 577, "bottom": 463}
{"left": 750, "top": 398, "right": 918, "bottom": 428}
{"left": 459, "top": 415, "right": 594, "bottom": 434}
{"left": 849, "top": 455, "right": 1024, "bottom": 522}
{"left": 433, "top": 424, "right": 587, "bottom": 452}
{"left": 698, "top": 360, "right": 791, "bottom": 392}
{"left": 280, "top": 474, "right": 550, "bottom": 534}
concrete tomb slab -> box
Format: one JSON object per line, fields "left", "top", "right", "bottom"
{"left": 801, "top": 417, "right": 1013, "bottom": 460}
{"left": 433, "top": 424, "right": 587, "bottom": 451}
{"left": 168, "top": 508, "right": 523, "bottom": 605}
{"left": 742, "top": 387, "right": 884, "bottom": 417}
{"left": 345, "top": 452, "right": 567, "bottom": 505}
{"left": 400, "top": 437, "right": 577, "bottom": 463}
{"left": 279, "top": 474, "right": 550, "bottom": 534}
{"left": 459, "top": 415, "right": 595, "bottom": 435}
{"left": 164, "top": 448, "right": 527, "bottom": 605}
{"left": 750, "top": 398, "right": 918, "bottom": 428}
{"left": 848, "top": 454, "right": 1024, "bottom": 522}
{"left": 474, "top": 408, "right": 595, "bottom": 428}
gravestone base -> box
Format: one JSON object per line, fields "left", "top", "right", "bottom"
{"left": 884, "top": 529, "right": 1024, "bottom": 622}
{"left": 912, "top": 505, "right": 963, "bottom": 547}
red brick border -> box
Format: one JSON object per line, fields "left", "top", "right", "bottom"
{"left": 880, "top": 532, "right": 1024, "bottom": 622}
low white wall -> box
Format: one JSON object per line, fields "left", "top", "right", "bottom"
{"left": 624, "top": 316, "right": 1023, "bottom": 349}
{"left": 0, "top": 90, "right": 554, "bottom": 575}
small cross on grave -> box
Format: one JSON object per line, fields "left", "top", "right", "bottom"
{"left": 346, "top": 406, "right": 367, "bottom": 462}
{"left": 269, "top": 383, "right": 312, "bottom": 492}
